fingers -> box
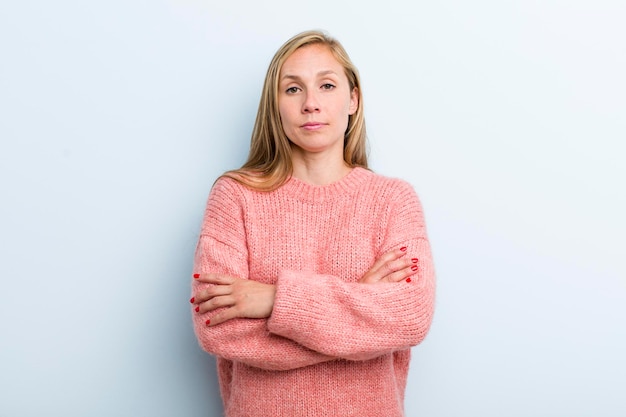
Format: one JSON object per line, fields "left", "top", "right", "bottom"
{"left": 360, "top": 247, "right": 406, "bottom": 283}
{"left": 192, "top": 280, "right": 231, "bottom": 301}
{"left": 360, "top": 247, "right": 419, "bottom": 284}
{"left": 193, "top": 273, "right": 235, "bottom": 285}
{"left": 208, "top": 307, "right": 240, "bottom": 327}
{"left": 190, "top": 273, "right": 235, "bottom": 316}
{"left": 197, "top": 294, "right": 236, "bottom": 314}
{"left": 384, "top": 261, "right": 419, "bottom": 283}
{"left": 366, "top": 247, "right": 407, "bottom": 276}
{"left": 190, "top": 287, "right": 239, "bottom": 325}
{"left": 190, "top": 273, "right": 276, "bottom": 326}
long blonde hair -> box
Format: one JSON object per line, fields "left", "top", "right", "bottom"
{"left": 222, "top": 30, "right": 368, "bottom": 191}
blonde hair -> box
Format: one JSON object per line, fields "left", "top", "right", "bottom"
{"left": 222, "top": 30, "right": 368, "bottom": 191}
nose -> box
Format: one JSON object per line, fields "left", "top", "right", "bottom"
{"left": 302, "top": 90, "right": 320, "bottom": 113}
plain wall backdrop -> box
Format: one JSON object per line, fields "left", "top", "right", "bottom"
{"left": 1, "top": 0, "right": 624, "bottom": 416}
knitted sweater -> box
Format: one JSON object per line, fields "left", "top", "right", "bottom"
{"left": 192, "top": 167, "right": 435, "bottom": 417}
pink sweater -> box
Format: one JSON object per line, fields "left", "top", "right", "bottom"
{"left": 192, "top": 167, "right": 435, "bottom": 417}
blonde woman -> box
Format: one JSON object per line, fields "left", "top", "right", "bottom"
{"left": 190, "top": 30, "right": 435, "bottom": 417}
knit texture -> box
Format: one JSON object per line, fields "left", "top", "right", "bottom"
{"left": 192, "top": 167, "right": 435, "bottom": 417}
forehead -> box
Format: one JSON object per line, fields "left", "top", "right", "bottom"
{"left": 280, "top": 44, "right": 345, "bottom": 79}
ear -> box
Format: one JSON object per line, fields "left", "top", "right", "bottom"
{"left": 348, "top": 87, "right": 359, "bottom": 115}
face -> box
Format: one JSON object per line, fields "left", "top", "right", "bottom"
{"left": 278, "top": 44, "right": 358, "bottom": 159}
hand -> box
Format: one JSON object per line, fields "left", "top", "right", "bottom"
{"left": 359, "top": 247, "right": 418, "bottom": 284}
{"left": 191, "top": 273, "right": 276, "bottom": 326}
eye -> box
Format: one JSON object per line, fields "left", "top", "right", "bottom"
{"left": 285, "top": 86, "right": 300, "bottom": 94}
{"left": 321, "top": 83, "right": 335, "bottom": 90}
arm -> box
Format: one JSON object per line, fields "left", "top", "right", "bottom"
{"left": 267, "top": 181, "right": 436, "bottom": 361}
{"left": 191, "top": 179, "right": 335, "bottom": 371}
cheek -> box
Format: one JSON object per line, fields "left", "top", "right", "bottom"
{"left": 277, "top": 107, "right": 288, "bottom": 129}
{"left": 277, "top": 105, "right": 294, "bottom": 138}
{"left": 278, "top": 101, "right": 295, "bottom": 123}
{"left": 338, "top": 96, "right": 353, "bottom": 113}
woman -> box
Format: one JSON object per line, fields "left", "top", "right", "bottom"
{"left": 190, "top": 30, "right": 435, "bottom": 417}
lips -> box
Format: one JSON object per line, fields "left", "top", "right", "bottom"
{"left": 301, "top": 122, "right": 325, "bottom": 130}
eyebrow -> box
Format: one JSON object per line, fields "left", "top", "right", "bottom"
{"left": 280, "top": 70, "right": 338, "bottom": 81}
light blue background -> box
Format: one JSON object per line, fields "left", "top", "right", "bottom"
{"left": 1, "top": 1, "right": 624, "bottom": 416}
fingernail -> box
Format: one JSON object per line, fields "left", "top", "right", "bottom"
{"left": 190, "top": 297, "right": 195, "bottom": 304}
{"left": 195, "top": 306, "right": 200, "bottom": 312}
{"left": 412, "top": 258, "right": 418, "bottom": 263}
{"left": 205, "top": 319, "right": 211, "bottom": 326}
{"left": 400, "top": 246, "right": 407, "bottom": 252}
{"left": 406, "top": 277, "right": 412, "bottom": 283}
{"left": 411, "top": 265, "right": 418, "bottom": 271}
{"left": 193, "top": 273, "right": 200, "bottom": 279}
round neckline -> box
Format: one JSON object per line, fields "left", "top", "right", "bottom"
{"left": 279, "top": 167, "right": 372, "bottom": 203}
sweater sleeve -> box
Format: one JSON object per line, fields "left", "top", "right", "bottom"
{"left": 191, "top": 178, "right": 335, "bottom": 371}
{"left": 266, "top": 180, "right": 436, "bottom": 361}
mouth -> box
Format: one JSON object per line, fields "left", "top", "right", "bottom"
{"left": 301, "top": 122, "right": 325, "bottom": 130}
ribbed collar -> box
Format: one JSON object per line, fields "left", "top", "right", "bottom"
{"left": 278, "top": 167, "right": 372, "bottom": 203}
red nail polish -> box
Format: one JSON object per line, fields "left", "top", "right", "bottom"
{"left": 193, "top": 273, "right": 200, "bottom": 279}
{"left": 411, "top": 265, "right": 418, "bottom": 271}
{"left": 190, "top": 297, "right": 195, "bottom": 304}
{"left": 412, "top": 258, "right": 418, "bottom": 263}
{"left": 406, "top": 277, "right": 412, "bottom": 283}
{"left": 195, "top": 306, "right": 200, "bottom": 312}
{"left": 205, "top": 319, "right": 211, "bottom": 326}
{"left": 400, "top": 246, "right": 407, "bottom": 252}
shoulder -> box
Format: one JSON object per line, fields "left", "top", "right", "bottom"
{"left": 213, "top": 175, "right": 245, "bottom": 192}
{"left": 202, "top": 176, "right": 252, "bottom": 216}
{"left": 360, "top": 169, "right": 420, "bottom": 202}
{"left": 210, "top": 175, "right": 256, "bottom": 200}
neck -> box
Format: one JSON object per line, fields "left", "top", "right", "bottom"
{"left": 290, "top": 149, "right": 352, "bottom": 186}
